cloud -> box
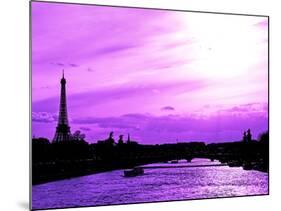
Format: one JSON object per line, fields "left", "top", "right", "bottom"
{"left": 87, "top": 68, "right": 94, "bottom": 72}
{"left": 219, "top": 102, "right": 268, "bottom": 114}
{"left": 95, "top": 44, "right": 136, "bottom": 56}
{"left": 32, "top": 3, "right": 173, "bottom": 67}
{"left": 32, "top": 79, "right": 207, "bottom": 113}
{"left": 32, "top": 112, "right": 57, "bottom": 123}
{"left": 79, "top": 127, "right": 91, "bottom": 131}
{"left": 32, "top": 108, "right": 268, "bottom": 143}
{"left": 55, "top": 62, "right": 64, "bottom": 66}
{"left": 72, "top": 110, "right": 268, "bottom": 143}
{"left": 161, "top": 106, "right": 175, "bottom": 111}
{"left": 227, "top": 106, "right": 249, "bottom": 112}
{"left": 69, "top": 63, "right": 79, "bottom": 67}
{"left": 73, "top": 115, "right": 143, "bottom": 131}
{"left": 50, "top": 62, "right": 80, "bottom": 68}
{"left": 122, "top": 113, "right": 151, "bottom": 119}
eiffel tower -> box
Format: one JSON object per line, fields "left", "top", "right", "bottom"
{"left": 53, "top": 70, "right": 72, "bottom": 142}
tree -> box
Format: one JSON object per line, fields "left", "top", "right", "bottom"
{"left": 72, "top": 130, "right": 86, "bottom": 141}
{"left": 258, "top": 131, "right": 269, "bottom": 144}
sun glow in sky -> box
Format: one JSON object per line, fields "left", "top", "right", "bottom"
{"left": 32, "top": 2, "right": 268, "bottom": 144}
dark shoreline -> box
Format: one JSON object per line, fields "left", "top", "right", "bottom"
{"left": 32, "top": 135, "right": 269, "bottom": 185}
{"left": 32, "top": 159, "right": 149, "bottom": 185}
{"left": 33, "top": 165, "right": 120, "bottom": 185}
{"left": 33, "top": 158, "right": 268, "bottom": 186}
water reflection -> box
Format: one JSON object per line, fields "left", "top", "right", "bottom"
{"left": 32, "top": 158, "right": 268, "bottom": 209}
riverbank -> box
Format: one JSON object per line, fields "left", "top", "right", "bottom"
{"left": 32, "top": 159, "right": 146, "bottom": 185}
{"left": 33, "top": 157, "right": 268, "bottom": 185}
{"left": 32, "top": 138, "right": 269, "bottom": 185}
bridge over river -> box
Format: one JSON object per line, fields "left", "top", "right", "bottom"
{"left": 140, "top": 163, "right": 228, "bottom": 169}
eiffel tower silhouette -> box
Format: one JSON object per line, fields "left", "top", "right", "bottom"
{"left": 53, "top": 70, "right": 72, "bottom": 142}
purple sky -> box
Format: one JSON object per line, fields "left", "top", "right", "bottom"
{"left": 31, "top": 2, "right": 268, "bottom": 144}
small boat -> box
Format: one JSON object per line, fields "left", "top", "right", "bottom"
{"left": 171, "top": 160, "right": 178, "bottom": 164}
{"left": 124, "top": 167, "right": 144, "bottom": 177}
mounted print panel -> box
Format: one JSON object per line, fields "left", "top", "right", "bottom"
{"left": 31, "top": 1, "right": 269, "bottom": 210}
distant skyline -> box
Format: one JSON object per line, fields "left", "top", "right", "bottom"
{"left": 32, "top": 2, "right": 268, "bottom": 144}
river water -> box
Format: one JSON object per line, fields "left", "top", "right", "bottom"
{"left": 32, "top": 158, "right": 268, "bottom": 210}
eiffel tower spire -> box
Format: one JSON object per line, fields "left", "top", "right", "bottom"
{"left": 53, "top": 70, "right": 72, "bottom": 142}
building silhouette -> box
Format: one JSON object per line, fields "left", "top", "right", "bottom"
{"left": 246, "top": 129, "right": 252, "bottom": 142}
{"left": 243, "top": 131, "right": 247, "bottom": 143}
{"left": 53, "top": 70, "right": 72, "bottom": 142}
{"left": 127, "top": 133, "right": 131, "bottom": 143}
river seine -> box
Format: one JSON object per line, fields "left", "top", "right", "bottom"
{"left": 32, "top": 158, "right": 268, "bottom": 209}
